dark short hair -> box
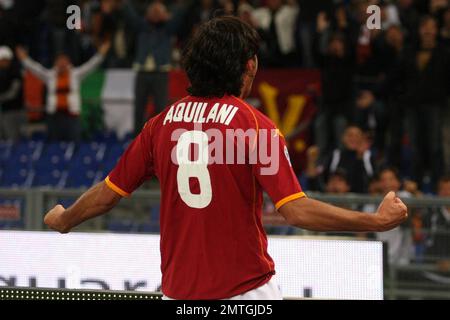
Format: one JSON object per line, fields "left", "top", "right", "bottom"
{"left": 182, "top": 15, "right": 260, "bottom": 98}
{"left": 330, "top": 168, "right": 349, "bottom": 182}
{"left": 419, "top": 15, "right": 437, "bottom": 28}
{"left": 379, "top": 167, "right": 401, "bottom": 182}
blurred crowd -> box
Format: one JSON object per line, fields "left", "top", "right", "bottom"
{"left": 0, "top": 0, "right": 449, "bottom": 190}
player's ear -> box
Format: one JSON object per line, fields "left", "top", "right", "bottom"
{"left": 246, "top": 55, "right": 258, "bottom": 78}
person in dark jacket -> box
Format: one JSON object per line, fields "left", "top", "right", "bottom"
{"left": 306, "top": 125, "right": 376, "bottom": 193}
{"left": 422, "top": 176, "right": 450, "bottom": 283}
{"left": 397, "top": 16, "right": 450, "bottom": 187}
{"left": 124, "top": 0, "right": 193, "bottom": 136}
{"left": 326, "top": 125, "right": 376, "bottom": 193}
{"left": 314, "top": 30, "right": 355, "bottom": 162}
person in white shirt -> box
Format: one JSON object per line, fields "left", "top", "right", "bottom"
{"left": 15, "top": 42, "right": 110, "bottom": 142}
{"left": 252, "top": 0, "right": 299, "bottom": 67}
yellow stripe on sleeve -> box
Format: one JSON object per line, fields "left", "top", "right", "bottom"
{"left": 275, "top": 192, "right": 307, "bottom": 210}
{"left": 105, "top": 176, "right": 130, "bottom": 197}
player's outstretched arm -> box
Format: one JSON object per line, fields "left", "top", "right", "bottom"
{"left": 278, "top": 191, "right": 408, "bottom": 232}
{"left": 44, "top": 181, "right": 121, "bottom": 233}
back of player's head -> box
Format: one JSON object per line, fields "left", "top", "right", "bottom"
{"left": 182, "top": 15, "right": 260, "bottom": 98}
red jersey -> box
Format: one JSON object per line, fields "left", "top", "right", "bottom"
{"left": 106, "top": 95, "right": 305, "bottom": 299}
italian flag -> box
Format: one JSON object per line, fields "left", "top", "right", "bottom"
{"left": 23, "top": 70, "right": 189, "bottom": 139}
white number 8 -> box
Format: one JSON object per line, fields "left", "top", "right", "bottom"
{"left": 176, "top": 131, "right": 212, "bottom": 209}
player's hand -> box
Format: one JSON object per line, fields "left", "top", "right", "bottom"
{"left": 374, "top": 191, "right": 408, "bottom": 232}
{"left": 44, "top": 205, "right": 70, "bottom": 234}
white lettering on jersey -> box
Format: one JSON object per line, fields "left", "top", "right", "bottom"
{"left": 206, "top": 103, "right": 219, "bottom": 123}
{"left": 183, "top": 102, "right": 198, "bottom": 122}
{"left": 163, "top": 102, "right": 239, "bottom": 126}
{"left": 163, "top": 105, "right": 175, "bottom": 125}
{"left": 173, "top": 103, "right": 185, "bottom": 122}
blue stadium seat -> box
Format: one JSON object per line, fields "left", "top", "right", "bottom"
{"left": 0, "top": 169, "right": 33, "bottom": 188}
{"left": 105, "top": 143, "right": 126, "bottom": 159}
{"left": 30, "top": 131, "right": 47, "bottom": 142}
{"left": 0, "top": 139, "right": 126, "bottom": 190}
{"left": 107, "top": 220, "right": 138, "bottom": 233}
{"left": 121, "top": 132, "right": 134, "bottom": 144}
{"left": 138, "top": 223, "right": 160, "bottom": 233}
{"left": 33, "top": 142, "right": 73, "bottom": 172}
{"left": 151, "top": 205, "right": 160, "bottom": 222}
{"left": 67, "top": 143, "right": 106, "bottom": 173}
{"left": 93, "top": 131, "right": 118, "bottom": 144}
{"left": 3, "top": 141, "right": 42, "bottom": 173}
{"left": 138, "top": 206, "right": 160, "bottom": 233}
{"left": 101, "top": 160, "right": 117, "bottom": 175}
{"left": 64, "top": 169, "right": 97, "bottom": 188}
{"left": 32, "top": 169, "right": 63, "bottom": 187}
{"left": 101, "top": 143, "right": 126, "bottom": 173}
{"left": 0, "top": 141, "right": 12, "bottom": 165}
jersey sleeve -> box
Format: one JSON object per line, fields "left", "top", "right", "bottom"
{"left": 253, "top": 115, "right": 306, "bottom": 210}
{"left": 105, "top": 120, "right": 155, "bottom": 197}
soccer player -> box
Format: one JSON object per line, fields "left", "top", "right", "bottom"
{"left": 44, "top": 16, "right": 408, "bottom": 300}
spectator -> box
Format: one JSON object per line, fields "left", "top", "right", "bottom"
{"left": 353, "top": 89, "right": 385, "bottom": 152}
{"left": 0, "top": 0, "right": 47, "bottom": 64}
{"left": 422, "top": 176, "right": 450, "bottom": 281}
{"left": 399, "top": 16, "right": 450, "bottom": 187}
{"left": 397, "top": 0, "right": 421, "bottom": 42}
{"left": 15, "top": 42, "right": 110, "bottom": 142}
{"left": 428, "top": 0, "right": 449, "bottom": 17}
{"left": 237, "top": 1, "right": 255, "bottom": 27}
{"left": 252, "top": 0, "right": 299, "bottom": 67}
{"left": 96, "top": 0, "right": 137, "bottom": 68}
{"left": 344, "top": 2, "right": 388, "bottom": 154}
{"left": 379, "top": 0, "right": 402, "bottom": 30}
{"left": 352, "top": 0, "right": 385, "bottom": 80}
{"left": 0, "top": 45, "right": 24, "bottom": 141}
{"left": 124, "top": 0, "right": 193, "bottom": 136}
{"left": 375, "top": 25, "right": 407, "bottom": 169}
{"left": 325, "top": 169, "right": 351, "bottom": 195}
{"left": 326, "top": 125, "right": 375, "bottom": 193}
{"left": 296, "top": 0, "right": 334, "bottom": 67}
{"left": 442, "top": 9, "right": 450, "bottom": 176}
{"left": 424, "top": 176, "right": 450, "bottom": 258}
{"left": 442, "top": 7, "right": 450, "bottom": 49}
{"left": 306, "top": 125, "right": 376, "bottom": 193}
{"left": 305, "top": 145, "right": 323, "bottom": 191}
{"left": 179, "top": 0, "right": 221, "bottom": 46}
{"left": 44, "top": 0, "right": 80, "bottom": 60}
{"left": 314, "top": 31, "right": 354, "bottom": 160}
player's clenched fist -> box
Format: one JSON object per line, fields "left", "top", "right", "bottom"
{"left": 375, "top": 191, "right": 408, "bottom": 232}
{"left": 44, "top": 205, "right": 69, "bottom": 234}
